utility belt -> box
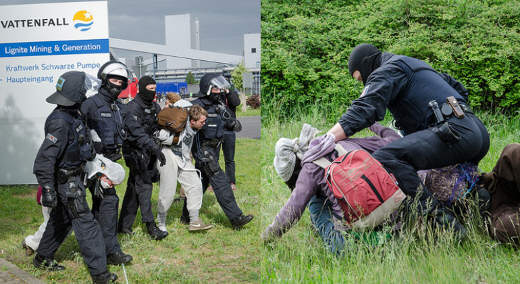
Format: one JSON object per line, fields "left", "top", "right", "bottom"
{"left": 201, "top": 139, "right": 221, "bottom": 149}
{"left": 428, "top": 96, "right": 473, "bottom": 126}
{"left": 428, "top": 96, "right": 472, "bottom": 144}
{"left": 57, "top": 167, "right": 83, "bottom": 184}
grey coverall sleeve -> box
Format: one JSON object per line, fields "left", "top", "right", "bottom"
{"left": 338, "top": 66, "right": 408, "bottom": 137}
{"left": 33, "top": 119, "right": 69, "bottom": 188}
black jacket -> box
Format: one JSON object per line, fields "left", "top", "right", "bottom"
{"left": 33, "top": 107, "right": 93, "bottom": 188}
{"left": 122, "top": 95, "right": 160, "bottom": 153}
{"left": 80, "top": 88, "right": 126, "bottom": 161}
{"left": 339, "top": 53, "right": 468, "bottom": 136}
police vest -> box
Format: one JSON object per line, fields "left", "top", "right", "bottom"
{"left": 124, "top": 99, "right": 160, "bottom": 144}
{"left": 194, "top": 98, "right": 224, "bottom": 141}
{"left": 384, "top": 55, "right": 464, "bottom": 134}
{"left": 90, "top": 94, "right": 125, "bottom": 154}
{"left": 48, "top": 110, "right": 93, "bottom": 169}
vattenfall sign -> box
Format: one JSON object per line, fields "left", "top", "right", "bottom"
{"left": 0, "top": 3, "right": 109, "bottom": 57}
{"left": 0, "top": 1, "right": 109, "bottom": 184}
{"left": 1, "top": 18, "right": 70, "bottom": 28}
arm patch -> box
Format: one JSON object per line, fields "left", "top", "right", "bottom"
{"left": 360, "top": 84, "right": 370, "bottom": 98}
{"left": 46, "top": 133, "right": 58, "bottom": 143}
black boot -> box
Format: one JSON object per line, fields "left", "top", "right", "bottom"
{"left": 92, "top": 271, "right": 118, "bottom": 284}
{"left": 231, "top": 214, "right": 254, "bottom": 230}
{"left": 118, "top": 227, "right": 134, "bottom": 235}
{"left": 33, "top": 253, "right": 65, "bottom": 271}
{"left": 146, "top": 222, "right": 168, "bottom": 240}
{"left": 107, "top": 251, "right": 133, "bottom": 265}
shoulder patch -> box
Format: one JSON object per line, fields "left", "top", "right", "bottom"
{"left": 75, "top": 124, "right": 83, "bottom": 133}
{"left": 360, "top": 84, "right": 370, "bottom": 98}
{"left": 46, "top": 133, "right": 58, "bottom": 143}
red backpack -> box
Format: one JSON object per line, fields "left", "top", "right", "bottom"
{"left": 314, "top": 145, "right": 406, "bottom": 230}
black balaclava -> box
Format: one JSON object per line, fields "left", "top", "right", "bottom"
{"left": 348, "top": 43, "right": 382, "bottom": 85}
{"left": 138, "top": 76, "right": 156, "bottom": 104}
{"left": 102, "top": 75, "right": 127, "bottom": 101}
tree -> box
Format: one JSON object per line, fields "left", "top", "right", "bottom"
{"left": 186, "top": 71, "right": 196, "bottom": 85}
{"left": 231, "top": 63, "right": 248, "bottom": 112}
{"left": 231, "top": 63, "right": 247, "bottom": 91}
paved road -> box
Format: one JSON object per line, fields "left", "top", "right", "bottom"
{"left": 0, "top": 258, "right": 44, "bottom": 284}
{"left": 237, "top": 116, "right": 260, "bottom": 139}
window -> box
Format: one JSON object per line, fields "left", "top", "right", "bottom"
{"left": 251, "top": 48, "right": 256, "bottom": 53}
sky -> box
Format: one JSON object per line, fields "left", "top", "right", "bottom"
{"left": 1, "top": 0, "right": 261, "bottom": 63}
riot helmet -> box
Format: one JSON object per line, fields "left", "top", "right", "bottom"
{"left": 46, "top": 71, "right": 99, "bottom": 106}
{"left": 97, "top": 61, "right": 130, "bottom": 99}
{"left": 199, "top": 74, "right": 230, "bottom": 96}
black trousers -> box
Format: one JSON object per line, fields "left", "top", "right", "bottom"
{"left": 372, "top": 113, "right": 489, "bottom": 210}
{"left": 89, "top": 184, "right": 122, "bottom": 255}
{"left": 37, "top": 175, "right": 107, "bottom": 276}
{"left": 190, "top": 145, "right": 243, "bottom": 222}
{"left": 217, "top": 132, "right": 236, "bottom": 184}
{"left": 118, "top": 168, "right": 154, "bottom": 231}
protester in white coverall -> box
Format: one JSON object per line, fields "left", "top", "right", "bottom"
{"left": 156, "top": 98, "right": 213, "bottom": 232}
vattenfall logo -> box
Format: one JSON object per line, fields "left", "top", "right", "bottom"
{"left": 0, "top": 10, "right": 93, "bottom": 31}
{"left": 73, "top": 10, "right": 94, "bottom": 32}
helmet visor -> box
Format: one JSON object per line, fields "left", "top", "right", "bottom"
{"left": 84, "top": 73, "right": 101, "bottom": 98}
{"left": 209, "top": 75, "right": 231, "bottom": 90}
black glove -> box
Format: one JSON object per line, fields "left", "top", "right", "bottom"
{"left": 41, "top": 185, "right": 57, "bottom": 208}
{"left": 155, "top": 148, "right": 166, "bottom": 167}
{"left": 93, "top": 142, "right": 103, "bottom": 154}
{"left": 231, "top": 119, "right": 242, "bottom": 132}
{"left": 225, "top": 118, "right": 242, "bottom": 132}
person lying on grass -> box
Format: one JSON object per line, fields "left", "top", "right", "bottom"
{"left": 262, "top": 122, "right": 403, "bottom": 254}
{"left": 262, "top": 122, "right": 486, "bottom": 254}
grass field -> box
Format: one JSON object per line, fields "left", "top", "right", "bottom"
{"left": 236, "top": 105, "right": 261, "bottom": 117}
{"left": 260, "top": 112, "right": 520, "bottom": 283}
{"left": 0, "top": 138, "right": 260, "bottom": 283}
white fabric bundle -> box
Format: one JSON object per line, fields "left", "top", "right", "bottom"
{"left": 273, "top": 123, "right": 319, "bottom": 181}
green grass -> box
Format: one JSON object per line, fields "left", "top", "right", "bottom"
{"left": 260, "top": 111, "right": 520, "bottom": 283}
{"left": 236, "top": 105, "right": 261, "bottom": 117}
{"left": 0, "top": 138, "right": 260, "bottom": 283}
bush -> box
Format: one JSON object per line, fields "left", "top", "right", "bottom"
{"left": 261, "top": 0, "right": 520, "bottom": 123}
{"left": 247, "top": 94, "right": 261, "bottom": 109}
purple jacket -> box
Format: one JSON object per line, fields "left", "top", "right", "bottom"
{"left": 266, "top": 123, "right": 402, "bottom": 237}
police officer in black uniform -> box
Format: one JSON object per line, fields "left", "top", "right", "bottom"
{"left": 33, "top": 71, "right": 117, "bottom": 283}
{"left": 185, "top": 73, "right": 253, "bottom": 229}
{"left": 80, "top": 61, "right": 132, "bottom": 265}
{"left": 328, "top": 44, "right": 490, "bottom": 237}
{"left": 218, "top": 85, "right": 241, "bottom": 190}
{"left": 118, "top": 75, "right": 168, "bottom": 240}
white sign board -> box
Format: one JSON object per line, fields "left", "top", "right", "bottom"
{"left": 0, "top": 1, "right": 109, "bottom": 184}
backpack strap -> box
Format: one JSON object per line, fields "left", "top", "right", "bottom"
{"left": 312, "top": 143, "right": 349, "bottom": 169}
{"left": 335, "top": 144, "right": 347, "bottom": 156}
